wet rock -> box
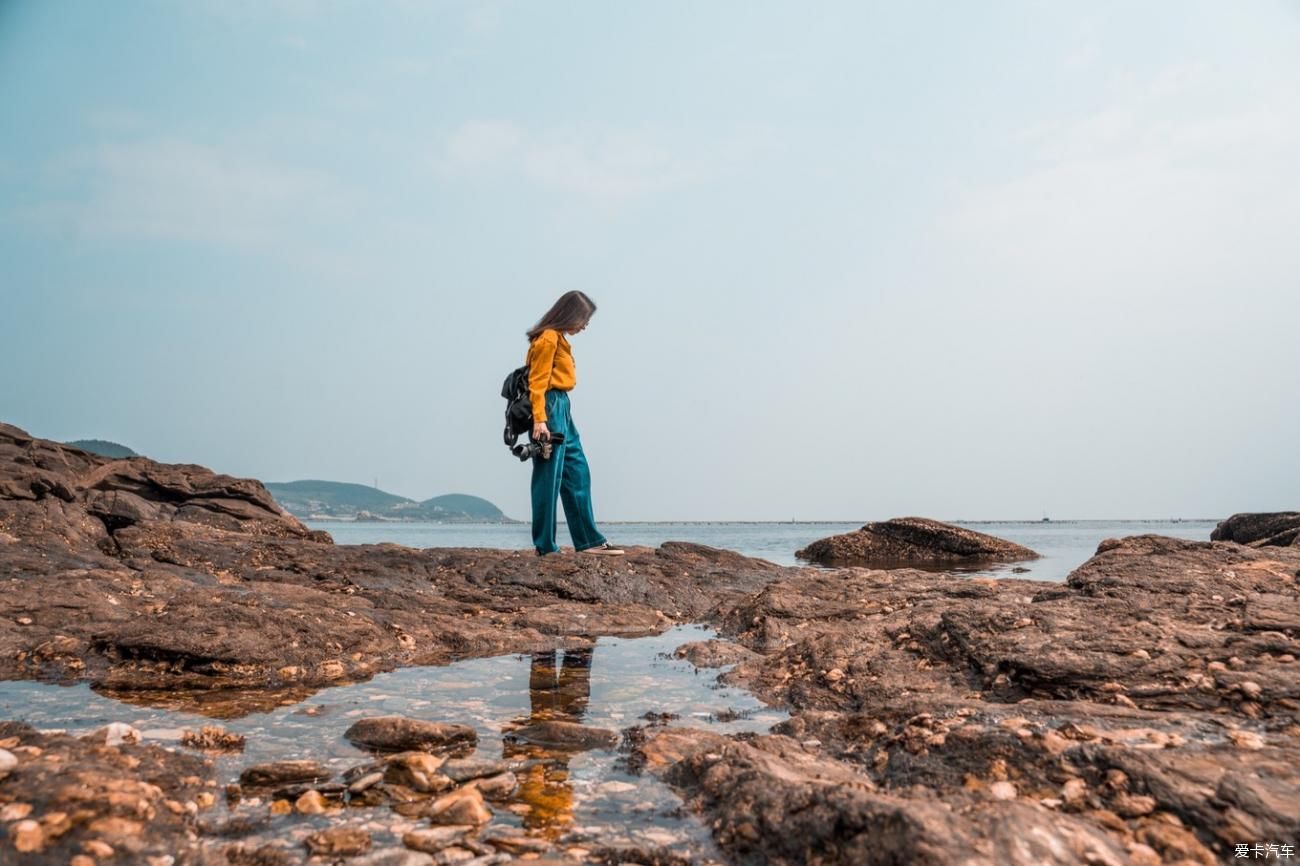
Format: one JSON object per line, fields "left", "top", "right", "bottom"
{"left": 196, "top": 813, "right": 270, "bottom": 838}
{"left": 796, "top": 516, "right": 1039, "bottom": 566}
{"left": 505, "top": 719, "right": 619, "bottom": 751}
{"left": 349, "top": 770, "right": 386, "bottom": 793}
{"left": 181, "top": 724, "right": 245, "bottom": 751}
{"left": 351, "top": 852, "right": 436, "bottom": 866}
{"left": 294, "top": 789, "right": 331, "bottom": 813}
{"left": 424, "top": 786, "right": 492, "bottom": 826}
{"left": 484, "top": 831, "right": 554, "bottom": 856}
{"left": 403, "top": 825, "right": 473, "bottom": 853}
{"left": 0, "top": 801, "right": 30, "bottom": 820}
{"left": 346, "top": 716, "right": 478, "bottom": 753}
{"left": 83, "top": 839, "right": 115, "bottom": 858}
{"left": 0, "top": 747, "right": 15, "bottom": 778}
{"left": 469, "top": 771, "right": 518, "bottom": 800}
{"left": 440, "top": 757, "right": 509, "bottom": 784}
{"left": 82, "top": 722, "right": 140, "bottom": 746}
{"left": 224, "top": 843, "right": 301, "bottom": 866}
{"left": 672, "top": 639, "right": 759, "bottom": 668}
{"left": 239, "top": 760, "right": 329, "bottom": 788}
{"left": 0, "top": 721, "right": 210, "bottom": 861}
{"left": 306, "top": 826, "right": 372, "bottom": 856}
{"left": 1212, "top": 511, "right": 1300, "bottom": 547}
{"left": 11, "top": 819, "right": 44, "bottom": 853}
{"left": 384, "top": 752, "right": 454, "bottom": 793}
{"left": 634, "top": 727, "right": 729, "bottom": 772}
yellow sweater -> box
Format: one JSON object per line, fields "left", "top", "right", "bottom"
{"left": 526, "top": 329, "right": 576, "bottom": 423}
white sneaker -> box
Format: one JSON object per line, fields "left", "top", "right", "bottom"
{"left": 581, "top": 542, "right": 625, "bottom": 556}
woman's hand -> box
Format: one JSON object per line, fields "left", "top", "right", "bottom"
{"left": 532, "top": 421, "right": 551, "bottom": 441}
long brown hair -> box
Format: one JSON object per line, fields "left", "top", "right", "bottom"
{"left": 526, "top": 291, "right": 597, "bottom": 341}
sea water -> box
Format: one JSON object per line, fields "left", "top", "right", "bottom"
{"left": 311, "top": 519, "right": 1220, "bottom": 582}
{"left": 0, "top": 625, "right": 783, "bottom": 858}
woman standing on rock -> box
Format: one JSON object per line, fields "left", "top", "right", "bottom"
{"left": 526, "top": 291, "right": 623, "bottom": 557}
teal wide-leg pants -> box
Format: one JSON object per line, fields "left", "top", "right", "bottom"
{"left": 531, "top": 390, "right": 608, "bottom": 555}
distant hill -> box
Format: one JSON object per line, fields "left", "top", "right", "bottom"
{"left": 65, "top": 439, "right": 138, "bottom": 459}
{"left": 419, "top": 494, "right": 506, "bottom": 521}
{"left": 265, "top": 480, "right": 413, "bottom": 514}
{"left": 266, "top": 480, "right": 512, "bottom": 523}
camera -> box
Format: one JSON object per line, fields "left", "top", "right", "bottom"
{"left": 511, "top": 431, "right": 566, "bottom": 462}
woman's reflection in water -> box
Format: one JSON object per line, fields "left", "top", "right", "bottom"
{"left": 503, "top": 646, "right": 593, "bottom": 836}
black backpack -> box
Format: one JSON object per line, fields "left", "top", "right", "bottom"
{"left": 501, "top": 365, "right": 532, "bottom": 448}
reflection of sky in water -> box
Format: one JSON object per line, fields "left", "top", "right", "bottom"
{"left": 0, "top": 625, "right": 784, "bottom": 853}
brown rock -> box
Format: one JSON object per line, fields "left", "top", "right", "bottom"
{"left": 305, "top": 827, "right": 372, "bottom": 856}
{"left": 469, "top": 771, "right": 518, "bottom": 799}
{"left": 0, "top": 800, "right": 29, "bottom": 820}
{"left": 11, "top": 819, "right": 44, "bottom": 853}
{"left": 4, "top": 426, "right": 1300, "bottom": 865}
{"left": 0, "top": 425, "right": 783, "bottom": 696}
{"left": 344, "top": 716, "right": 477, "bottom": 754}
{"left": 402, "top": 825, "right": 473, "bottom": 853}
{"left": 505, "top": 719, "right": 619, "bottom": 751}
{"left": 294, "top": 789, "right": 329, "bottom": 814}
{"left": 86, "top": 817, "right": 143, "bottom": 837}
{"left": 796, "top": 516, "right": 1038, "bottom": 566}
{"left": 987, "top": 781, "right": 1017, "bottom": 800}
{"left": 672, "top": 639, "right": 760, "bottom": 668}
{"left": 1211, "top": 511, "right": 1300, "bottom": 547}
{"left": 82, "top": 840, "right": 115, "bottom": 858}
{"left": 425, "top": 786, "right": 492, "bottom": 826}
{"left": 1135, "top": 821, "right": 1217, "bottom": 865}
{"left": 0, "top": 722, "right": 208, "bottom": 859}
{"left": 181, "top": 725, "right": 245, "bottom": 752}
{"left": 440, "top": 757, "right": 509, "bottom": 784}
{"left": 1112, "top": 792, "right": 1156, "bottom": 817}
{"left": 239, "top": 759, "right": 329, "bottom": 787}
{"left": 384, "top": 752, "right": 453, "bottom": 793}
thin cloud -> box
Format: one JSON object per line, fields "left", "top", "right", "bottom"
{"left": 14, "top": 137, "right": 349, "bottom": 248}
{"left": 941, "top": 70, "right": 1300, "bottom": 297}
{"left": 431, "top": 120, "right": 761, "bottom": 200}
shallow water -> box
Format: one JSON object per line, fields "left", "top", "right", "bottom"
{"left": 312, "top": 518, "right": 1220, "bottom": 581}
{"left": 0, "top": 625, "right": 784, "bottom": 857}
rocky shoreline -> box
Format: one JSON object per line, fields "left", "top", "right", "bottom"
{"left": 2, "top": 424, "right": 1297, "bottom": 864}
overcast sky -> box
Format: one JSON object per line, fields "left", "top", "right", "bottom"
{"left": 2, "top": 1, "right": 1298, "bottom": 521}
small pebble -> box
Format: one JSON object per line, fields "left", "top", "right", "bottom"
{"left": 0, "top": 802, "right": 31, "bottom": 821}
{"left": 82, "top": 840, "right": 115, "bottom": 858}
{"left": 11, "top": 820, "right": 44, "bottom": 853}
{"left": 988, "top": 781, "right": 1017, "bottom": 800}
{"left": 295, "top": 790, "right": 329, "bottom": 814}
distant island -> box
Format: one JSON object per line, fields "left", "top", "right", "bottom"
{"left": 64, "top": 439, "right": 139, "bottom": 458}
{"left": 265, "top": 479, "right": 513, "bottom": 523}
